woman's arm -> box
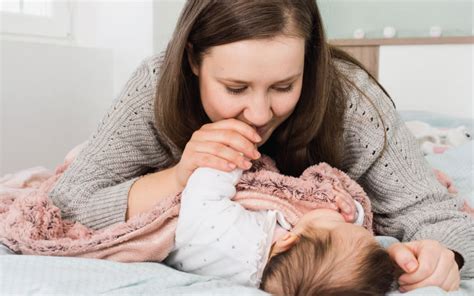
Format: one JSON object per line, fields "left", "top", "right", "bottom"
{"left": 126, "top": 165, "right": 183, "bottom": 220}
{"left": 336, "top": 60, "right": 473, "bottom": 279}
{"left": 48, "top": 55, "right": 174, "bottom": 230}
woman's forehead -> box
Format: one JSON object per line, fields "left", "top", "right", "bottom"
{"left": 203, "top": 36, "right": 305, "bottom": 83}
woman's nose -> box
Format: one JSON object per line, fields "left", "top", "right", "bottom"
{"left": 243, "top": 94, "right": 273, "bottom": 126}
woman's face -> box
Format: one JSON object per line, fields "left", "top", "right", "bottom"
{"left": 189, "top": 35, "right": 305, "bottom": 146}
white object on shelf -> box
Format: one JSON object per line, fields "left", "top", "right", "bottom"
{"left": 353, "top": 28, "right": 365, "bottom": 39}
{"left": 383, "top": 26, "right": 397, "bottom": 38}
{"left": 429, "top": 26, "right": 443, "bottom": 37}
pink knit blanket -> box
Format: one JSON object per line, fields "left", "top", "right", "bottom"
{"left": 0, "top": 142, "right": 374, "bottom": 263}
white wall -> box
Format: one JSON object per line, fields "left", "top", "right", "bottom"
{"left": 1, "top": 40, "right": 113, "bottom": 175}
{"left": 379, "top": 44, "right": 473, "bottom": 119}
{"left": 0, "top": 0, "right": 156, "bottom": 175}
{"left": 74, "top": 0, "right": 154, "bottom": 95}
{"left": 153, "top": 0, "right": 185, "bottom": 54}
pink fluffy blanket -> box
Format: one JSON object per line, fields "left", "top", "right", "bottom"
{"left": 0, "top": 142, "right": 465, "bottom": 263}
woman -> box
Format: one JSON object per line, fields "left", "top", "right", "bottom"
{"left": 48, "top": 0, "right": 472, "bottom": 292}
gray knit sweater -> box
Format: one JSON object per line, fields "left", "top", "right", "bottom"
{"left": 48, "top": 54, "right": 473, "bottom": 278}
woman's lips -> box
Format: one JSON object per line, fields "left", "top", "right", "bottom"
{"left": 256, "top": 126, "right": 267, "bottom": 137}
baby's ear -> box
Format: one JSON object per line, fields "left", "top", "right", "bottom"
{"left": 276, "top": 233, "right": 299, "bottom": 252}
{"left": 268, "top": 234, "right": 299, "bottom": 260}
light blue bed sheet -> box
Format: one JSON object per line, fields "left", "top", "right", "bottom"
{"left": 0, "top": 110, "right": 472, "bottom": 295}
{"left": 0, "top": 254, "right": 267, "bottom": 295}
{"left": 1, "top": 241, "right": 472, "bottom": 296}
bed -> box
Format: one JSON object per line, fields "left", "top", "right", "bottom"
{"left": 0, "top": 110, "right": 472, "bottom": 295}
{"left": 1, "top": 38, "right": 473, "bottom": 295}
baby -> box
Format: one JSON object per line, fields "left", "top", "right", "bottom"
{"left": 165, "top": 167, "right": 398, "bottom": 295}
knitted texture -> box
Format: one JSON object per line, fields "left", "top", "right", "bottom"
{"left": 47, "top": 55, "right": 474, "bottom": 279}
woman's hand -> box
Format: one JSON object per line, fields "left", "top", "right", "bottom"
{"left": 387, "top": 240, "right": 461, "bottom": 293}
{"left": 173, "top": 118, "right": 262, "bottom": 188}
{"left": 333, "top": 186, "right": 357, "bottom": 223}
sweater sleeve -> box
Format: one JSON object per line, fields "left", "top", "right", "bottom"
{"left": 48, "top": 55, "right": 174, "bottom": 230}
{"left": 338, "top": 61, "right": 474, "bottom": 279}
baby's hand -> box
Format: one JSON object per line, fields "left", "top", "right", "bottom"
{"left": 333, "top": 186, "right": 357, "bottom": 223}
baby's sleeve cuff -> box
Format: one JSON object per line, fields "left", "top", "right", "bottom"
{"left": 353, "top": 200, "right": 365, "bottom": 226}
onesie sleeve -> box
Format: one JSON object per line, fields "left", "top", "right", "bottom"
{"left": 353, "top": 200, "right": 365, "bottom": 226}
{"left": 167, "top": 167, "right": 273, "bottom": 287}
{"left": 175, "top": 167, "right": 243, "bottom": 233}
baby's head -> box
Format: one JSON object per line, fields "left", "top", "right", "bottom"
{"left": 260, "top": 209, "right": 399, "bottom": 295}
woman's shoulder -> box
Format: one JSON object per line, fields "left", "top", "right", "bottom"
{"left": 334, "top": 57, "right": 402, "bottom": 159}
{"left": 333, "top": 58, "right": 369, "bottom": 80}
{"left": 138, "top": 52, "right": 167, "bottom": 105}
{"left": 145, "top": 51, "right": 164, "bottom": 68}
{"left": 141, "top": 51, "right": 166, "bottom": 82}
{"left": 108, "top": 52, "right": 165, "bottom": 122}
{"left": 332, "top": 57, "right": 396, "bottom": 119}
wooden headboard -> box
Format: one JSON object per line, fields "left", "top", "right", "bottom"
{"left": 329, "top": 36, "right": 474, "bottom": 80}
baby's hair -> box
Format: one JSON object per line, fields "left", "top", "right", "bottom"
{"left": 260, "top": 227, "right": 400, "bottom": 296}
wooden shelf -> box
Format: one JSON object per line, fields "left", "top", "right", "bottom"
{"left": 329, "top": 36, "right": 474, "bottom": 47}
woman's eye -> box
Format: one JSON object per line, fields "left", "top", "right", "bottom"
{"left": 225, "top": 84, "right": 293, "bottom": 95}
{"left": 226, "top": 87, "right": 247, "bottom": 95}
{"left": 274, "top": 84, "right": 293, "bottom": 92}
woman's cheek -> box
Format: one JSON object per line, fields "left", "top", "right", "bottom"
{"left": 273, "top": 94, "right": 300, "bottom": 116}
{"left": 203, "top": 91, "right": 241, "bottom": 121}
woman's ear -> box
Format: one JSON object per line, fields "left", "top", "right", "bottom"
{"left": 186, "top": 42, "right": 199, "bottom": 76}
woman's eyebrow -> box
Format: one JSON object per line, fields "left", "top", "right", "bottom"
{"left": 218, "top": 72, "right": 302, "bottom": 84}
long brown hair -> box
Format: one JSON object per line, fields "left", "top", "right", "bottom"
{"left": 155, "top": 0, "right": 393, "bottom": 177}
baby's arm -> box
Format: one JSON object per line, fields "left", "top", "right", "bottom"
{"left": 174, "top": 167, "right": 243, "bottom": 245}
{"left": 168, "top": 167, "right": 270, "bottom": 287}
{"left": 179, "top": 167, "right": 242, "bottom": 212}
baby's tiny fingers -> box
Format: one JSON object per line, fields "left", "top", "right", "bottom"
{"left": 335, "top": 194, "right": 353, "bottom": 214}
{"left": 334, "top": 189, "right": 354, "bottom": 209}
{"left": 342, "top": 211, "right": 356, "bottom": 223}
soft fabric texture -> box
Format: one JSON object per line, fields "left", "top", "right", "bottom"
{"left": 36, "top": 54, "right": 474, "bottom": 279}
{"left": 167, "top": 168, "right": 285, "bottom": 288}
{"left": 2, "top": 107, "right": 472, "bottom": 296}
{"left": 0, "top": 144, "right": 373, "bottom": 264}
{"left": 1, "top": 254, "right": 473, "bottom": 296}
{"left": 0, "top": 255, "right": 270, "bottom": 296}
{"left": 165, "top": 166, "right": 366, "bottom": 287}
